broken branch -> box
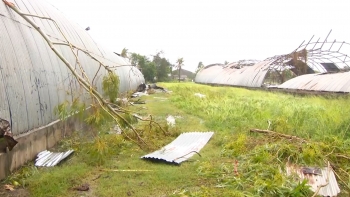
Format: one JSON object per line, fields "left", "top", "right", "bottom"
{"left": 249, "top": 128, "right": 307, "bottom": 143}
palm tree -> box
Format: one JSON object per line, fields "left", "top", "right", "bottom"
{"left": 121, "top": 48, "right": 128, "bottom": 58}
{"left": 176, "top": 58, "right": 184, "bottom": 82}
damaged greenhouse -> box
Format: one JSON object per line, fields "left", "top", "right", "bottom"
{"left": 0, "top": 0, "right": 144, "bottom": 179}
{"left": 195, "top": 31, "right": 350, "bottom": 93}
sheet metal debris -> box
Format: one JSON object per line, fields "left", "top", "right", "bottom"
{"left": 286, "top": 163, "right": 340, "bottom": 196}
{"left": 35, "top": 150, "right": 74, "bottom": 167}
{"left": 141, "top": 132, "right": 214, "bottom": 164}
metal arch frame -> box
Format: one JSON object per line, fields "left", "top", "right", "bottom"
{"left": 263, "top": 30, "right": 350, "bottom": 75}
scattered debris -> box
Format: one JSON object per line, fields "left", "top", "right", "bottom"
{"left": 131, "top": 92, "right": 148, "bottom": 98}
{"left": 35, "top": 150, "right": 74, "bottom": 167}
{"left": 0, "top": 118, "right": 18, "bottom": 152}
{"left": 132, "top": 114, "right": 143, "bottom": 120}
{"left": 73, "top": 183, "right": 89, "bottom": 191}
{"left": 4, "top": 184, "right": 14, "bottom": 191}
{"left": 148, "top": 83, "right": 167, "bottom": 92}
{"left": 136, "top": 83, "right": 147, "bottom": 92}
{"left": 0, "top": 118, "right": 11, "bottom": 136}
{"left": 132, "top": 99, "right": 146, "bottom": 104}
{"left": 194, "top": 93, "right": 206, "bottom": 98}
{"left": 286, "top": 162, "right": 340, "bottom": 197}
{"left": 133, "top": 83, "right": 169, "bottom": 98}
{"left": 250, "top": 128, "right": 307, "bottom": 143}
{"left": 141, "top": 132, "right": 214, "bottom": 164}
{"left": 116, "top": 97, "right": 129, "bottom": 105}
{"left": 166, "top": 115, "right": 175, "bottom": 127}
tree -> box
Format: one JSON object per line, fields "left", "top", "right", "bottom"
{"left": 121, "top": 48, "right": 129, "bottom": 58}
{"left": 195, "top": 61, "right": 204, "bottom": 74}
{"left": 130, "top": 53, "right": 156, "bottom": 82}
{"left": 176, "top": 58, "right": 184, "bottom": 82}
{"left": 152, "top": 51, "right": 171, "bottom": 82}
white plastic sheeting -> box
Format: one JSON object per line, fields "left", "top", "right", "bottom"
{"left": 141, "top": 132, "right": 214, "bottom": 164}
{"left": 277, "top": 72, "right": 350, "bottom": 93}
{"left": 0, "top": 0, "right": 144, "bottom": 135}
{"left": 195, "top": 61, "right": 272, "bottom": 87}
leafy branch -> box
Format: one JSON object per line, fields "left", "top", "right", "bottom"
{"left": 2, "top": 0, "right": 156, "bottom": 148}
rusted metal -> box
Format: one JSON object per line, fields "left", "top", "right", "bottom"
{"left": 141, "top": 132, "right": 214, "bottom": 164}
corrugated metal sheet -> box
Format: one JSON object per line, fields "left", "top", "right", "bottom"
{"left": 35, "top": 150, "right": 74, "bottom": 167}
{"left": 195, "top": 61, "right": 272, "bottom": 88}
{"left": 0, "top": 0, "right": 144, "bottom": 136}
{"left": 141, "top": 132, "right": 214, "bottom": 164}
{"left": 277, "top": 72, "right": 350, "bottom": 93}
{"left": 286, "top": 164, "right": 340, "bottom": 196}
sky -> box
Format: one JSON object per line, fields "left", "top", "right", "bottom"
{"left": 45, "top": 0, "right": 350, "bottom": 72}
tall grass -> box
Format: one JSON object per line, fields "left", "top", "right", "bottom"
{"left": 6, "top": 82, "right": 350, "bottom": 196}
{"left": 165, "top": 83, "right": 350, "bottom": 140}
{"left": 161, "top": 82, "right": 350, "bottom": 196}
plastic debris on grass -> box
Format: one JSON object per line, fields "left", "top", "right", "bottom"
{"left": 286, "top": 163, "right": 340, "bottom": 196}
{"left": 166, "top": 115, "right": 176, "bottom": 127}
{"left": 194, "top": 93, "right": 206, "bottom": 98}
{"left": 141, "top": 132, "right": 214, "bottom": 164}
{"left": 35, "top": 150, "right": 74, "bottom": 167}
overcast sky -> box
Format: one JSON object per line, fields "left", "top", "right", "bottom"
{"left": 45, "top": 0, "right": 350, "bottom": 72}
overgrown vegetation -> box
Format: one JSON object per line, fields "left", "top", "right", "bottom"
{"left": 3, "top": 83, "right": 350, "bottom": 196}
{"left": 102, "top": 72, "right": 120, "bottom": 103}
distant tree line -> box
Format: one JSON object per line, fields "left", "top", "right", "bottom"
{"left": 121, "top": 48, "right": 175, "bottom": 83}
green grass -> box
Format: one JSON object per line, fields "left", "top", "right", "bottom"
{"left": 4, "top": 82, "right": 350, "bottom": 196}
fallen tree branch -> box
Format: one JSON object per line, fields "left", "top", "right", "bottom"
{"left": 3, "top": 0, "right": 148, "bottom": 147}
{"left": 133, "top": 114, "right": 168, "bottom": 136}
{"left": 335, "top": 154, "right": 350, "bottom": 160}
{"left": 249, "top": 128, "right": 307, "bottom": 143}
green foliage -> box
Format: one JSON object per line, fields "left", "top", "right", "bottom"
{"left": 102, "top": 72, "right": 120, "bottom": 103}
{"left": 130, "top": 53, "right": 157, "bottom": 82}
{"left": 9, "top": 83, "right": 350, "bottom": 196}
{"left": 78, "top": 134, "right": 129, "bottom": 166}
{"left": 26, "top": 163, "right": 91, "bottom": 197}
{"left": 195, "top": 61, "right": 204, "bottom": 74}
{"left": 153, "top": 51, "right": 172, "bottom": 82}
{"left": 53, "top": 101, "right": 70, "bottom": 120}
{"left": 120, "top": 47, "right": 128, "bottom": 58}
{"left": 160, "top": 82, "right": 350, "bottom": 196}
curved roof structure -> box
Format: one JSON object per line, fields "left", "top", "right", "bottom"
{"left": 195, "top": 31, "right": 350, "bottom": 91}
{"left": 277, "top": 72, "right": 350, "bottom": 93}
{"left": 195, "top": 61, "right": 272, "bottom": 87}
{"left": 0, "top": 0, "right": 144, "bottom": 136}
